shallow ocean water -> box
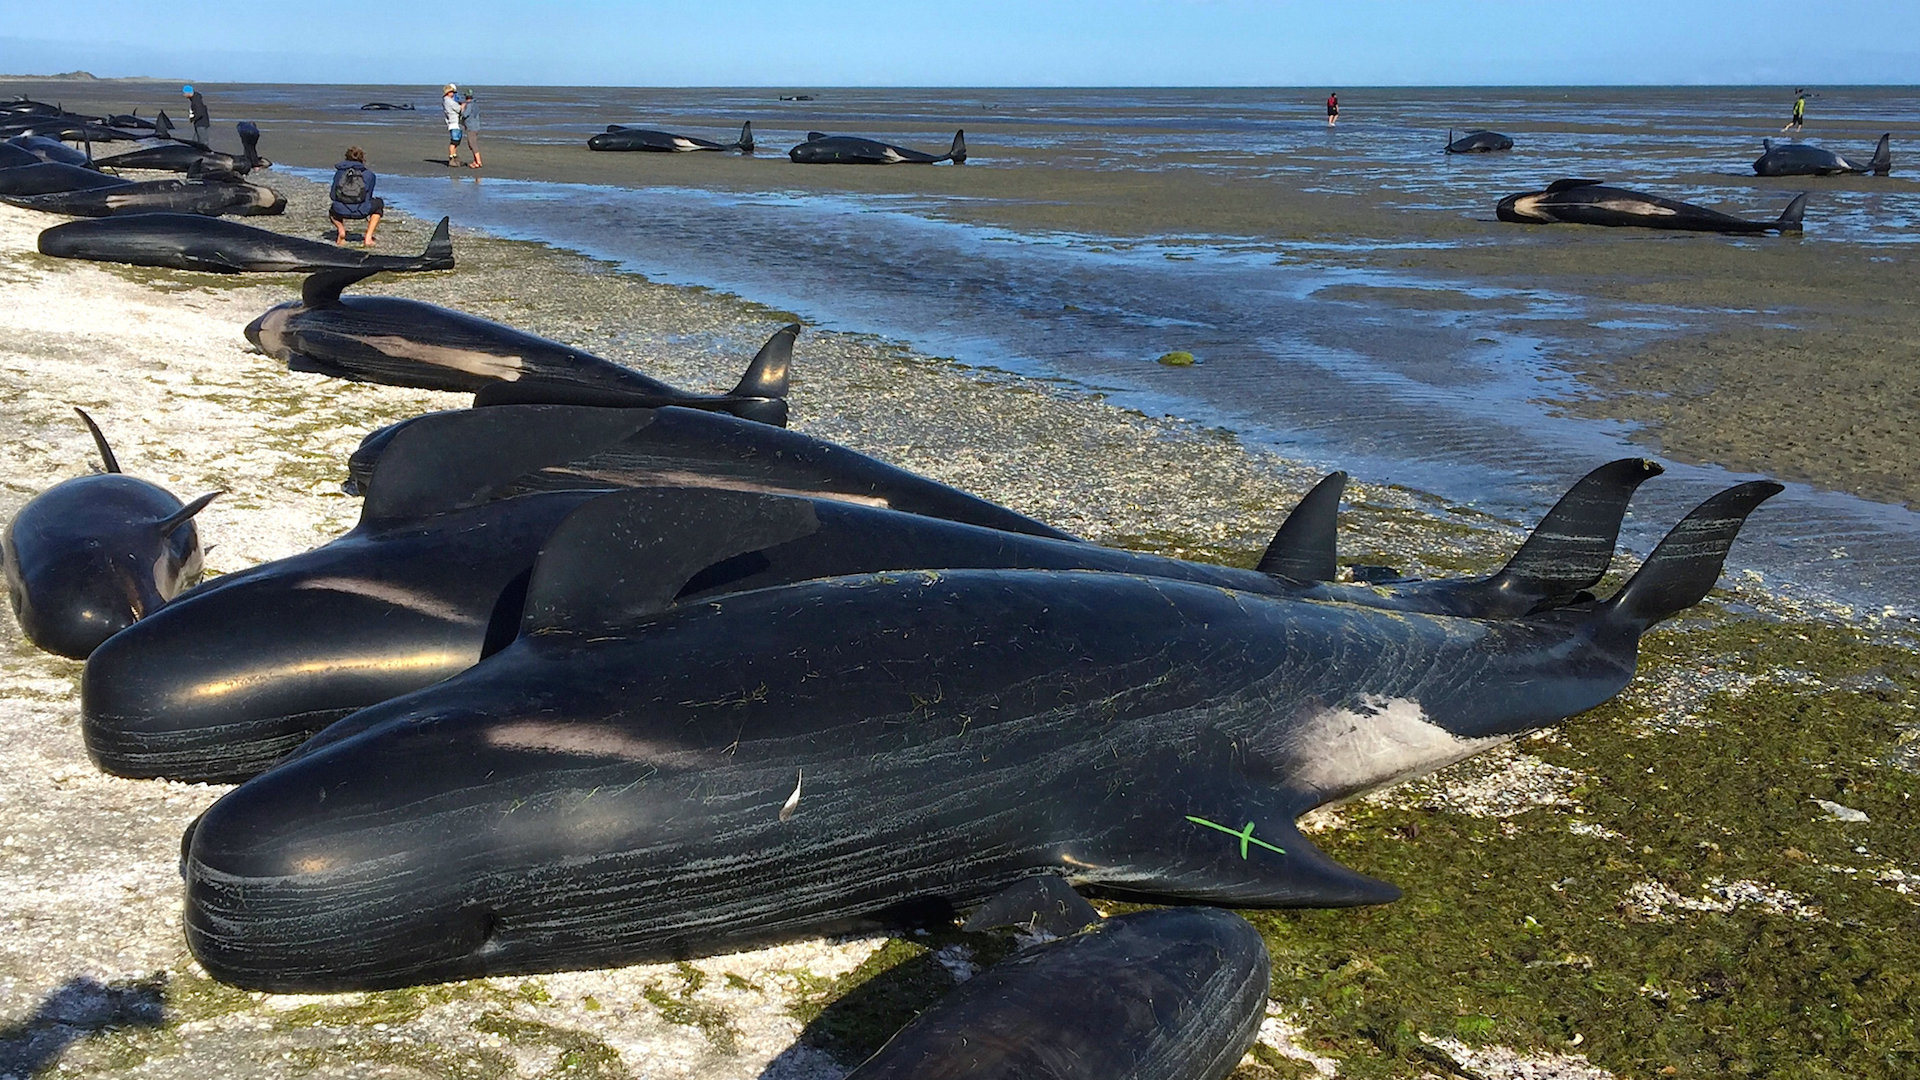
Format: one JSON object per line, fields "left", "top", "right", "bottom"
{"left": 264, "top": 83, "right": 1920, "bottom": 615}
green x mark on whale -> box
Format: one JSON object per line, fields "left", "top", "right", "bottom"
{"left": 1185, "top": 815, "right": 1288, "bottom": 859}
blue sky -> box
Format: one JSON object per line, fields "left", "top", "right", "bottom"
{"left": 5, "top": 1, "right": 1917, "bottom": 86}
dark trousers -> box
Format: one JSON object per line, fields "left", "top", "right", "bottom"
{"left": 193, "top": 122, "right": 210, "bottom": 147}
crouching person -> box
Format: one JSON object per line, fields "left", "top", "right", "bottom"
{"left": 329, "top": 146, "right": 384, "bottom": 246}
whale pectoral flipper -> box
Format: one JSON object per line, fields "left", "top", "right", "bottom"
{"left": 963, "top": 875, "right": 1103, "bottom": 936}
{"left": 359, "top": 405, "right": 660, "bottom": 523}
{"left": 286, "top": 351, "right": 361, "bottom": 380}
{"left": 1099, "top": 811, "right": 1400, "bottom": 908}
{"left": 520, "top": 488, "right": 823, "bottom": 635}
{"left": 155, "top": 491, "right": 222, "bottom": 537}
{"left": 1257, "top": 471, "right": 1347, "bottom": 581}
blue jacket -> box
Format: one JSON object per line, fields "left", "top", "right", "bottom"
{"left": 329, "top": 161, "right": 376, "bottom": 218}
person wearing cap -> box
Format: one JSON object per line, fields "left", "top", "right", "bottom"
{"left": 182, "top": 84, "right": 210, "bottom": 147}
{"left": 442, "top": 84, "right": 478, "bottom": 168}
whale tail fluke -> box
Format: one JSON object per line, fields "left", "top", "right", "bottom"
{"left": 1869, "top": 133, "right": 1891, "bottom": 175}
{"left": 1486, "top": 458, "right": 1664, "bottom": 608}
{"left": 415, "top": 217, "right": 454, "bottom": 271}
{"left": 1600, "top": 480, "right": 1781, "bottom": 637}
{"left": 73, "top": 407, "right": 121, "bottom": 474}
{"left": 1257, "top": 472, "right": 1347, "bottom": 581}
{"left": 1777, "top": 192, "right": 1809, "bottom": 232}
{"left": 945, "top": 129, "right": 967, "bottom": 164}
{"left": 724, "top": 324, "right": 797, "bottom": 426}
{"left": 734, "top": 121, "right": 754, "bottom": 153}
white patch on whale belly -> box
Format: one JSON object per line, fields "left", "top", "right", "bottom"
{"left": 1598, "top": 199, "right": 1675, "bottom": 216}
{"left": 1283, "top": 695, "right": 1504, "bottom": 804}
{"left": 672, "top": 138, "right": 699, "bottom": 151}
{"left": 882, "top": 149, "right": 905, "bottom": 162}
{"left": 359, "top": 335, "right": 524, "bottom": 379}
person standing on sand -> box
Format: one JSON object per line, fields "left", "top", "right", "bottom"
{"left": 1783, "top": 89, "right": 1807, "bottom": 134}
{"left": 328, "top": 146, "right": 384, "bottom": 247}
{"left": 442, "top": 84, "right": 479, "bottom": 168}
{"left": 457, "top": 90, "right": 482, "bottom": 169}
{"left": 182, "top": 85, "right": 210, "bottom": 146}
{"left": 1326, "top": 91, "right": 1339, "bottom": 127}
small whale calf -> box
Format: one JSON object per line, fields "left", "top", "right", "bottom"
{"left": 1497, "top": 179, "right": 1807, "bottom": 234}
{"left": 588, "top": 121, "right": 752, "bottom": 153}
{"left": 41, "top": 215, "right": 455, "bottom": 274}
{"left": 247, "top": 270, "right": 791, "bottom": 418}
{"left": 1753, "top": 134, "right": 1891, "bottom": 177}
{"left": 1445, "top": 129, "right": 1513, "bottom": 153}
{"left": 3, "top": 410, "right": 219, "bottom": 659}
{"left": 790, "top": 130, "right": 966, "bottom": 165}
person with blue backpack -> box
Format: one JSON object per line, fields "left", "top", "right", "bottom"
{"left": 328, "top": 146, "right": 384, "bottom": 246}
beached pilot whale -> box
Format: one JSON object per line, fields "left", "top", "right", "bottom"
{"left": 2, "top": 174, "right": 287, "bottom": 217}
{"left": 3, "top": 410, "right": 218, "bottom": 659}
{"left": 81, "top": 403, "right": 1080, "bottom": 781}
{"left": 40, "top": 214, "right": 454, "bottom": 274}
{"left": 842, "top": 906, "right": 1269, "bottom": 1080}
{"left": 178, "top": 478, "right": 1775, "bottom": 990}
{"left": 588, "top": 121, "right": 752, "bottom": 153}
{"left": 1753, "top": 133, "right": 1891, "bottom": 177}
{"left": 247, "top": 269, "right": 793, "bottom": 421}
{"left": 1496, "top": 179, "right": 1808, "bottom": 234}
{"left": 790, "top": 130, "right": 966, "bottom": 165}
{"left": 1445, "top": 129, "right": 1513, "bottom": 153}
{"left": 0, "top": 160, "right": 126, "bottom": 197}
{"left": 84, "top": 453, "right": 1657, "bottom": 783}
{"left": 92, "top": 121, "right": 271, "bottom": 174}
{"left": 5, "top": 134, "right": 94, "bottom": 167}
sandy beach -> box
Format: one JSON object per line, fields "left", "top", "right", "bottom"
{"left": 0, "top": 86, "right": 1916, "bottom": 1079}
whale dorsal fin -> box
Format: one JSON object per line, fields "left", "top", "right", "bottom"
{"left": 964, "top": 875, "right": 1102, "bottom": 936}
{"left": 1546, "top": 178, "right": 1604, "bottom": 192}
{"left": 301, "top": 267, "right": 380, "bottom": 309}
{"left": 155, "top": 491, "right": 222, "bottom": 537}
{"left": 362, "top": 405, "right": 657, "bottom": 523}
{"left": 806, "top": 131, "right": 828, "bottom": 142}
{"left": 730, "top": 324, "right": 796, "bottom": 401}
{"left": 73, "top": 407, "right": 120, "bottom": 474}
{"left": 1257, "top": 472, "right": 1346, "bottom": 581}
{"left": 521, "top": 488, "right": 822, "bottom": 636}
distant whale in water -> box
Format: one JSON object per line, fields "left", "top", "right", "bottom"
{"left": 360, "top": 102, "right": 415, "bottom": 111}
{"left": 1445, "top": 129, "right": 1513, "bottom": 153}
{"left": 1753, "top": 134, "right": 1890, "bottom": 177}
{"left": 40, "top": 214, "right": 454, "bottom": 274}
{"left": 177, "top": 479, "right": 1775, "bottom": 989}
{"left": 3, "top": 410, "right": 218, "bottom": 659}
{"left": 246, "top": 270, "right": 792, "bottom": 422}
{"left": 588, "top": 121, "right": 752, "bottom": 152}
{"left": 790, "top": 130, "right": 965, "bottom": 165}
{"left": 1497, "top": 179, "right": 1807, "bottom": 234}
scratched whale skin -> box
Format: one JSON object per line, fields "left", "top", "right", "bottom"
{"left": 842, "top": 908, "right": 1269, "bottom": 1080}
{"left": 181, "top": 480, "right": 1777, "bottom": 990}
